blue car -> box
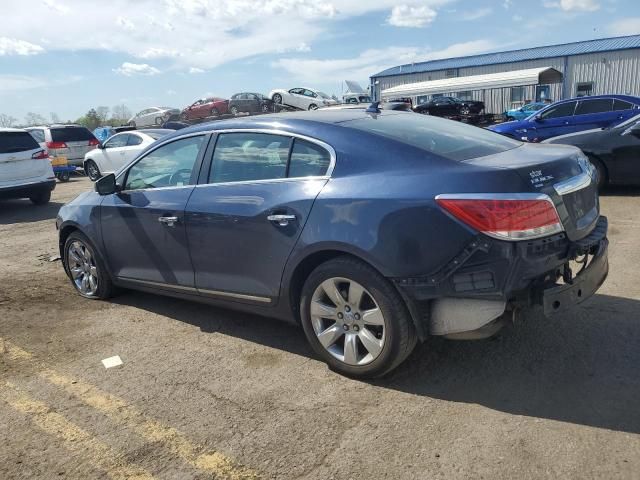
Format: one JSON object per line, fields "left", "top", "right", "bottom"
{"left": 504, "top": 102, "right": 546, "bottom": 121}
{"left": 56, "top": 110, "right": 608, "bottom": 378}
{"left": 490, "top": 94, "right": 640, "bottom": 142}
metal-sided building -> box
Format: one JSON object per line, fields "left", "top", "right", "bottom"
{"left": 370, "top": 35, "right": 640, "bottom": 115}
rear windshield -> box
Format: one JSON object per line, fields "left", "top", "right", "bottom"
{"left": 0, "top": 131, "right": 40, "bottom": 153}
{"left": 346, "top": 113, "right": 521, "bottom": 161}
{"left": 51, "top": 127, "right": 96, "bottom": 142}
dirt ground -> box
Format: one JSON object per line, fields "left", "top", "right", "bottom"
{"left": 1, "top": 176, "right": 639, "bottom": 480}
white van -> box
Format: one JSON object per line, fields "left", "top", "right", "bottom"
{"left": 0, "top": 128, "right": 56, "bottom": 205}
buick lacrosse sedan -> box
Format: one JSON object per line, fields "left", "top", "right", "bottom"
{"left": 57, "top": 108, "right": 608, "bottom": 378}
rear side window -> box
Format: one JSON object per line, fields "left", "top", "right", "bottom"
{"left": 104, "top": 134, "right": 129, "bottom": 148}
{"left": 575, "top": 99, "right": 612, "bottom": 115}
{"left": 289, "top": 139, "right": 331, "bottom": 177}
{"left": 613, "top": 99, "right": 634, "bottom": 111}
{"left": 128, "top": 135, "right": 143, "bottom": 146}
{"left": 209, "top": 133, "right": 291, "bottom": 183}
{"left": 539, "top": 101, "right": 577, "bottom": 119}
{"left": 0, "top": 131, "right": 40, "bottom": 153}
{"left": 346, "top": 114, "right": 520, "bottom": 161}
{"left": 51, "top": 127, "right": 96, "bottom": 142}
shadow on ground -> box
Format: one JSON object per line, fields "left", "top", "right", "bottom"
{"left": 0, "top": 199, "right": 64, "bottom": 225}
{"left": 600, "top": 185, "right": 640, "bottom": 197}
{"left": 114, "top": 290, "right": 640, "bottom": 435}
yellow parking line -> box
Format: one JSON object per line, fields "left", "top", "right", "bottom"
{"left": 1, "top": 338, "right": 258, "bottom": 480}
{"left": 0, "top": 382, "right": 154, "bottom": 480}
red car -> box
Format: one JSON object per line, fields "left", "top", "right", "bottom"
{"left": 180, "top": 97, "right": 229, "bottom": 120}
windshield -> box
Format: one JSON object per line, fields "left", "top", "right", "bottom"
{"left": 345, "top": 113, "right": 521, "bottom": 161}
{"left": 317, "top": 91, "right": 331, "bottom": 99}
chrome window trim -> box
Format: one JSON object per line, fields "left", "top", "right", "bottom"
{"left": 119, "top": 277, "right": 272, "bottom": 303}
{"left": 206, "top": 128, "right": 337, "bottom": 183}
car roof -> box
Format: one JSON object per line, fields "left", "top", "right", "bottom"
{"left": 0, "top": 127, "right": 28, "bottom": 132}
{"left": 555, "top": 94, "right": 640, "bottom": 104}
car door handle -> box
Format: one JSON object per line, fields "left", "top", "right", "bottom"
{"left": 158, "top": 216, "right": 179, "bottom": 227}
{"left": 267, "top": 214, "right": 296, "bottom": 226}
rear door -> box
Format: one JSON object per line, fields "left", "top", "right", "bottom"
{"left": 100, "top": 134, "right": 208, "bottom": 286}
{"left": 185, "top": 132, "right": 333, "bottom": 303}
{"left": 530, "top": 101, "right": 577, "bottom": 141}
{"left": 572, "top": 98, "right": 619, "bottom": 131}
{"left": 0, "top": 131, "right": 49, "bottom": 186}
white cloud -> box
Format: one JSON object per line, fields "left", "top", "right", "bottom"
{"left": 113, "top": 62, "right": 161, "bottom": 76}
{"left": 0, "top": 74, "right": 82, "bottom": 92}
{"left": 608, "top": 17, "right": 640, "bottom": 35}
{"left": 543, "top": 0, "right": 600, "bottom": 12}
{"left": 189, "top": 67, "right": 205, "bottom": 74}
{"left": 461, "top": 7, "right": 492, "bottom": 21}
{"left": 387, "top": 5, "right": 437, "bottom": 27}
{"left": 1, "top": 1, "right": 452, "bottom": 71}
{"left": 296, "top": 42, "right": 311, "bottom": 52}
{"left": 503, "top": 0, "right": 512, "bottom": 9}
{"left": 512, "top": 14, "right": 524, "bottom": 21}
{"left": 0, "top": 37, "right": 44, "bottom": 56}
{"left": 272, "top": 39, "right": 496, "bottom": 84}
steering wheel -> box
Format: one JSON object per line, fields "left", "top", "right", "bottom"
{"left": 169, "top": 169, "right": 192, "bottom": 186}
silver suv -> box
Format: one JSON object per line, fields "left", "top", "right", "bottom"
{"left": 27, "top": 125, "right": 99, "bottom": 168}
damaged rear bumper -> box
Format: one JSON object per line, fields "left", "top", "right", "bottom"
{"left": 394, "top": 216, "right": 609, "bottom": 338}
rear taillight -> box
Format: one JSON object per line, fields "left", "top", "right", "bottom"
{"left": 46, "top": 141, "right": 68, "bottom": 149}
{"left": 31, "top": 150, "right": 48, "bottom": 160}
{"left": 436, "top": 194, "right": 563, "bottom": 241}
{"left": 88, "top": 138, "right": 100, "bottom": 146}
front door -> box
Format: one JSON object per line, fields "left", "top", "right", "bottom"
{"left": 100, "top": 134, "right": 131, "bottom": 172}
{"left": 100, "top": 134, "right": 207, "bottom": 286}
{"left": 185, "top": 132, "right": 333, "bottom": 303}
{"left": 529, "top": 100, "right": 577, "bottom": 141}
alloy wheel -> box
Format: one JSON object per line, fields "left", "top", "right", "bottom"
{"left": 85, "top": 161, "right": 100, "bottom": 181}
{"left": 310, "top": 277, "right": 386, "bottom": 366}
{"left": 67, "top": 240, "right": 99, "bottom": 296}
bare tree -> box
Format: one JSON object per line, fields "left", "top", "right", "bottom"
{"left": 0, "top": 113, "right": 18, "bottom": 127}
{"left": 96, "top": 106, "right": 110, "bottom": 124}
{"left": 50, "top": 112, "right": 61, "bottom": 124}
{"left": 24, "top": 112, "right": 47, "bottom": 127}
{"left": 111, "top": 104, "right": 132, "bottom": 123}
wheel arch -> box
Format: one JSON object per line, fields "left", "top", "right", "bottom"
{"left": 284, "top": 247, "right": 427, "bottom": 341}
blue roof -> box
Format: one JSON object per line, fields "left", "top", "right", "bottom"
{"left": 372, "top": 34, "right": 640, "bottom": 78}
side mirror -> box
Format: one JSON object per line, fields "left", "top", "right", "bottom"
{"left": 533, "top": 114, "right": 544, "bottom": 122}
{"left": 95, "top": 173, "right": 117, "bottom": 195}
{"left": 97, "top": 143, "right": 104, "bottom": 149}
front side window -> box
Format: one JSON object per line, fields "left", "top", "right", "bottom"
{"left": 539, "top": 101, "right": 576, "bottom": 119}
{"left": 125, "top": 135, "right": 204, "bottom": 190}
{"left": 104, "top": 134, "right": 129, "bottom": 148}
{"left": 289, "top": 139, "right": 331, "bottom": 178}
{"left": 575, "top": 99, "right": 613, "bottom": 115}
{"left": 209, "top": 133, "right": 291, "bottom": 183}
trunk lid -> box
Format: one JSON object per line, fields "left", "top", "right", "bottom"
{"left": 464, "top": 143, "right": 599, "bottom": 241}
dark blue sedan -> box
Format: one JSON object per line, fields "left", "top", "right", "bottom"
{"left": 56, "top": 109, "right": 608, "bottom": 377}
{"left": 489, "top": 94, "right": 640, "bottom": 142}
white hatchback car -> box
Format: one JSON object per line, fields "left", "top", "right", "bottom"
{"left": 268, "top": 88, "right": 339, "bottom": 110}
{"left": 83, "top": 129, "right": 174, "bottom": 181}
{"left": 0, "top": 128, "right": 55, "bottom": 205}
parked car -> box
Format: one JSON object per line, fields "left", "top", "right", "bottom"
{"left": 180, "top": 98, "right": 229, "bottom": 121}
{"left": 83, "top": 129, "right": 173, "bottom": 181}
{"left": 504, "top": 102, "right": 546, "bottom": 121}
{"left": 324, "top": 101, "right": 413, "bottom": 112}
{"left": 489, "top": 95, "right": 640, "bottom": 142}
{"left": 228, "top": 93, "right": 273, "bottom": 116}
{"left": 544, "top": 113, "right": 640, "bottom": 188}
{"left": 413, "top": 96, "right": 485, "bottom": 116}
{"left": 57, "top": 110, "right": 608, "bottom": 378}
{"left": 128, "top": 107, "right": 180, "bottom": 128}
{"left": 343, "top": 94, "right": 372, "bottom": 104}
{"left": 269, "top": 87, "right": 339, "bottom": 110}
{"left": 0, "top": 128, "right": 55, "bottom": 204}
{"left": 26, "top": 125, "right": 99, "bottom": 168}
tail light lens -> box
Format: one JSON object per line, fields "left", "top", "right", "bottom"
{"left": 46, "top": 141, "right": 68, "bottom": 149}
{"left": 31, "top": 149, "right": 48, "bottom": 160}
{"left": 436, "top": 194, "right": 563, "bottom": 241}
{"left": 88, "top": 138, "right": 100, "bottom": 146}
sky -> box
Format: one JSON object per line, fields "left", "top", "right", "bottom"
{"left": 1, "top": 0, "right": 639, "bottom": 123}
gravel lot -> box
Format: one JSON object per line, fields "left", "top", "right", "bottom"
{"left": 1, "top": 176, "right": 639, "bottom": 479}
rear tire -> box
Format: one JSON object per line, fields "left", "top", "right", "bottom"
{"left": 29, "top": 189, "right": 51, "bottom": 205}
{"left": 129, "top": 121, "right": 136, "bottom": 128}
{"left": 588, "top": 156, "right": 608, "bottom": 190}
{"left": 155, "top": 117, "right": 163, "bottom": 125}
{"left": 272, "top": 94, "right": 282, "bottom": 104}
{"left": 57, "top": 171, "right": 70, "bottom": 182}
{"left": 211, "top": 108, "right": 219, "bottom": 117}
{"left": 230, "top": 105, "right": 239, "bottom": 116}
{"left": 300, "top": 256, "right": 417, "bottom": 378}
{"left": 85, "top": 160, "right": 101, "bottom": 181}
{"left": 308, "top": 104, "right": 318, "bottom": 110}
{"left": 63, "top": 231, "right": 114, "bottom": 300}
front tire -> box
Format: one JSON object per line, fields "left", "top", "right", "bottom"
{"left": 85, "top": 160, "right": 101, "bottom": 181}
{"left": 64, "top": 231, "right": 114, "bottom": 300}
{"left": 230, "top": 105, "right": 239, "bottom": 116}
{"left": 308, "top": 104, "right": 318, "bottom": 110}
{"left": 300, "top": 256, "right": 416, "bottom": 378}
{"left": 29, "top": 189, "right": 51, "bottom": 205}
{"left": 272, "top": 94, "right": 282, "bottom": 104}
{"left": 460, "top": 106, "right": 470, "bottom": 115}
